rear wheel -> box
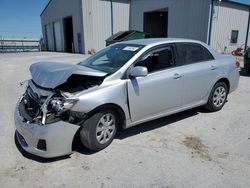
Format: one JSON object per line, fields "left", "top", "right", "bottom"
{"left": 80, "top": 110, "right": 117, "bottom": 151}
{"left": 204, "top": 82, "right": 228, "bottom": 112}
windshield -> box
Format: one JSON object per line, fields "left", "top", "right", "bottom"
{"left": 79, "top": 43, "right": 144, "bottom": 73}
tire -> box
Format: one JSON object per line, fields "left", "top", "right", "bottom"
{"left": 204, "top": 82, "right": 228, "bottom": 112}
{"left": 80, "top": 110, "right": 117, "bottom": 151}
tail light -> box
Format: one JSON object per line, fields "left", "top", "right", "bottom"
{"left": 235, "top": 61, "right": 240, "bottom": 68}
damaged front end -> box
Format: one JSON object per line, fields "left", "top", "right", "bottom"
{"left": 19, "top": 62, "right": 107, "bottom": 126}
{"left": 19, "top": 77, "right": 101, "bottom": 126}
{"left": 15, "top": 79, "right": 95, "bottom": 158}
{"left": 15, "top": 62, "right": 107, "bottom": 158}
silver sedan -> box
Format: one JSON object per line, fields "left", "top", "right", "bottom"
{"left": 15, "top": 38, "right": 240, "bottom": 158}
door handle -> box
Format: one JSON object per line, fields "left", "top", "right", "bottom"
{"left": 210, "top": 65, "right": 217, "bottom": 70}
{"left": 173, "top": 73, "right": 182, "bottom": 79}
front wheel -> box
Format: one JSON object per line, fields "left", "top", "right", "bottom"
{"left": 80, "top": 110, "right": 117, "bottom": 151}
{"left": 204, "top": 82, "right": 228, "bottom": 112}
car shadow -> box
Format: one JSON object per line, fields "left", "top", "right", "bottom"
{"left": 76, "top": 107, "right": 206, "bottom": 153}
{"left": 116, "top": 107, "right": 202, "bottom": 140}
{"left": 15, "top": 107, "right": 208, "bottom": 162}
{"left": 239, "top": 67, "right": 250, "bottom": 77}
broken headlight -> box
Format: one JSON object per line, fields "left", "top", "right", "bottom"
{"left": 49, "top": 98, "right": 85, "bottom": 125}
{"left": 40, "top": 97, "right": 79, "bottom": 125}
{"left": 50, "top": 98, "right": 78, "bottom": 113}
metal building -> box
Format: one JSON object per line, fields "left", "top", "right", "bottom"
{"left": 41, "top": 0, "right": 250, "bottom": 54}
{"left": 41, "top": 0, "right": 129, "bottom": 54}
{"left": 210, "top": 0, "right": 250, "bottom": 53}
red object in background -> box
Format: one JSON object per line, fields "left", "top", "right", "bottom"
{"left": 235, "top": 61, "right": 240, "bottom": 68}
{"left": 231, "top": 48, "right": 243, "bottom": 56}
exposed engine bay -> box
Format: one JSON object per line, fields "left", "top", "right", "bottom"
{"left": 19, "top": 75, "right": 104, "bottom": 126}
{"left": 17, "top": 61, "right": 108, "bottom": 126}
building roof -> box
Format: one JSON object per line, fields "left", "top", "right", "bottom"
{"left": 40, "top": 0, "right": 52, "bottom": 16}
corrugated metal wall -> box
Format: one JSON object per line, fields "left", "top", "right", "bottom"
{"left": 211, "top": 1, "right": 249, "bottom": 53}
{"left": 113, "top": 0, "right": 130, "bottom": 34}
{"left": 41, "top": 0, "right": 250, "bottom": 54}
{"left": 90, "top": 0, "right": 111, "bottom": 52}
{"left": 41, "top": 0, "right": 84, "bottom": 53}
{"left": 82, "top": 0, "right": 130, "bottom": 53}
{"left": 82, "top": 0, "right": 94, "bottom": 53}
{"left": 130, "top": 0, "right": 211, "bottom": 43}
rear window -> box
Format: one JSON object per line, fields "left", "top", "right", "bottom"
{"left": 176, "top": 43, "right": 214, "bottom": 65}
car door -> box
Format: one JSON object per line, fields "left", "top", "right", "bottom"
{"left": 175, "top": 43, "right": 218, "bottom": 106}
{"left": 127, "top": 45, "right": 184, "bottom": 123}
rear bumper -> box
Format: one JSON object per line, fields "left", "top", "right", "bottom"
{"left": 14, "top": 102, "right": 80, "bottom": 158}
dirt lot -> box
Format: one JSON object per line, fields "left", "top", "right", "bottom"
{"left": 0, "top": 52, "right": 249, "bottom": 188}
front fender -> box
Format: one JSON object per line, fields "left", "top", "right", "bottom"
{"left": 71, "top": 80, "right": 130, "bottom": 121}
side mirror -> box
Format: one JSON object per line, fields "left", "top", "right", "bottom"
{"left": 130, "top": 66, "right": 148, "bottom": 77}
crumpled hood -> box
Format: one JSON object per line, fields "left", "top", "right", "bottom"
{"left": 30, "top": 62, "right": 107, "bottom": 89}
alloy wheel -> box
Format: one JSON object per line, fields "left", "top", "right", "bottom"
{"left": 213, "top": 86, "right": 226, "bottom": 108}
{"left": 96, "top": 113, "right": 116, "bottom": 144}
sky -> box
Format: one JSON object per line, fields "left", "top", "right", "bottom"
{"left": 0, "top": 0, "right": 49, "bottom": 39}
{"left": 0, "top": 0, "right": 249, "bottom": 39}
{"left": 231, "top": 0, "right": 250, "bottom": 6}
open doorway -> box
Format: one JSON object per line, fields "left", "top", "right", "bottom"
{"left": 144, "top": 9, "right": 168, "bottom": 38}
{"left": 63, "top": 16, "right": 74, "bottom": 53}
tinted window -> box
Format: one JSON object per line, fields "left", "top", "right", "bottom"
{"left": 176, "top": 43, "right": 213, "bottom": 64}
{"left": 135, "top": 46, "right": 175, "bottom": 73}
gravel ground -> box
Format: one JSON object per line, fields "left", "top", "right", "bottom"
{"left": 0, "top": 52, "right": 249, "bottom": 188}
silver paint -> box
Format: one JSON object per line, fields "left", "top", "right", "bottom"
{"left": 96, "top": 113, "right": 116, "bottom": 144}
{"left": 213, "top": 86, "right": 227, "bottom": 108}
{"left": 15, "top": 38, "right": 240, "bottom": 158}
{"left": 15, "top": 99, "right": 79, "bottom": 158}
{"left": 30, "top": 61, "right": 107, "bottom": 89}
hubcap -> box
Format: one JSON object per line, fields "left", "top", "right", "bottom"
{"left": 213, "top": 86, "right": 226, "bottom": 108}
{"left": 96, "top": 113, "right": 116, "bottom": 144}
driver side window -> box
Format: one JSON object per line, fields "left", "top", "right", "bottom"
{"left": 135, "top": 46, "right": 175, "bottom": 73}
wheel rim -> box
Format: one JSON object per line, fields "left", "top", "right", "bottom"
{"left": 213, "top": 86, "right": 226, "bottom": 108}
{"left": 96, "top": 113, "right": 116, "bottom": 144}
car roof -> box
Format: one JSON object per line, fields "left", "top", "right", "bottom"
{"left": 119, "top": 38, "right": 223, "bottom": 59}
{"left": 120, "top": 38, "right": 204, "bottom": 46}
